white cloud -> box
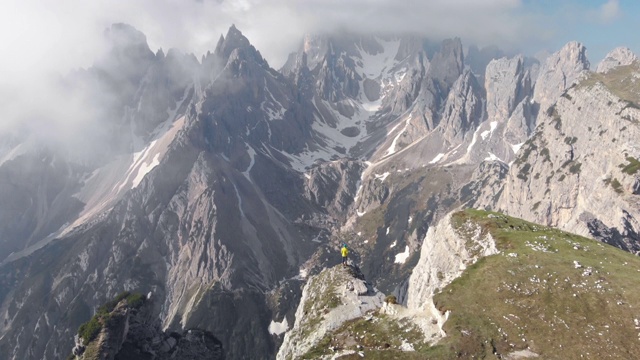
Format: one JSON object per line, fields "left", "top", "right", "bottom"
{"left": 599, "top": 0, "right": 620, "bottom": 23}
{"left": 0, "top": 0, "right": 624, "bottom": 148}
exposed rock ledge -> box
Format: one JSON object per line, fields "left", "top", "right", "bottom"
{"left": 276, "top": 264, "right": 385, "bottom": 359}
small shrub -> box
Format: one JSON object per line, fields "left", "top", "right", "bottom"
{"left": 78, "top": 317, "right": 102, "bottom": 345}
{"left": 532, "top": 202, "right": 541, "bottom": 211}
{"left": 77, "top": 292, "right": 146, "bottom": 346}
{"left": 517, "top": 163, "right": 531, "bottom": 181}
{"left": 552, "top": 117, "right": 562, "bottom": 131}
{"left": 514, "top": 140, "right": 538, "bottom": 166}
{"left": 621, "top": 156, "right": 640, "bottom": 175}
{"left": 564, "top": 136, "right": 577, "bottom": 145}
{"left": 545, "top": 105, "right": 556, "bottom": 117}
{"left": 126, "top": 293, "right": 146, "bottom": 309}
{"left": 611, "top": 178, "right": 623, "bottom": 193}
{"left": 569, "top": 162, "right": 582, "bottom": 174}
{"left": 540, "top": 148, "right": 551, "bottom": 163}
{"left": 385, "top": 295, "right": 397, "bottom": 304}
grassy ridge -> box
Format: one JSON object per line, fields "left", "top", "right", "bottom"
{"left": 431, "top": 209, "right": 640, "bottom": 359}
{"left": 304, "top": 209, "right": 640, "bottom": 359}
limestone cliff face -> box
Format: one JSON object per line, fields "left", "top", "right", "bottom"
{"left": 439, "top": 69, "right": 484, "bottom": 145}
{"left": 533, "top": 41, "right": 590, "bottom": 112}
{"left": 276, "top": 265, "right": 385, "bottom": 360}
{"left": 304, "top": 159, "right": 365, "bottom": 219}
{"left": 406, "top": 213, "right": 498, "bottom": 311}
{"left": 494, "top": 63, "right": 640, "bottom": 252}
{"left": 485, "top": 55, "right": 531, "bottom": 123}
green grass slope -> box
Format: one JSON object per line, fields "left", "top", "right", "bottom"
{"left": 304, "top": 209, "right": 640, "bottom": 359}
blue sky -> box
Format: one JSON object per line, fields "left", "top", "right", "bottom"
{"left": 516, "top": 0, "right": 639, "bottom": 62}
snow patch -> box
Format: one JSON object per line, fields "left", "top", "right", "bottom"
{"left": 132, "top": 153, "right": 160, "bottom": 187}
{"left": 268, "top": 318, "right": 289, "bottom": 336}
{"left": 385, "top": 115, "right": 412, "bottom": 156}
{"left": 429, "top": 153, "right": 445, "bottom": 164}
{"left": 484, "top": 152, "right": 502, "bottom": 162}
{"left": 390, "top": 240, "right": 397, "bottom": 248}
{"left": 117, "top": 116, "right": 186, "bottom": 192}
{"left": 261, "top": 79, "right": 286, "bottom": 121}
{"left": 357, "top": 210, "right": 367, "bottom": 217}
{"left": 466, "top": 126, "right": 481, "bottom": 154}
{"left": 354, "top": 38, "right": 401, "bottom": 79}
{"left": 243, "top": 144, "right": 256, "bottom": 181}
{"left": 232, "top": 183, "right": 245, "bottom": 218}
{"left": 299, "top": 268, "right": 308, "bottom": 279}
{"left": 362, "top": 98, "right": 382, "bottom": 112}
{"left": 481, "top": 121, "right": 498, "bottom": 140}
{"left": 395, "top": 246, "right": 410, "bottom": 264}
{"left": 375, "top": 172, "right": 390, "bottom": 182}
{"left": 511, "top": 142, "right": 525, "bottom": 154}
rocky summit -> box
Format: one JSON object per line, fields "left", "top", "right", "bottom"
{"left": 0, "top": 21, "right": 639, "bottom": 360}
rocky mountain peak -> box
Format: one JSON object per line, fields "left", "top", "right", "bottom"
{"left": 104, "top": 23, "right": 152, "bottom": 52}
{"left": 439, "top": 68, "right": 484, "bottom": 144}
{"left": 95, "top": 23, "right": 155, "bottom": 74}
{"left": 428, "top": 37, "right": 464, "bottom": 93}
{"left": 596, "top": 46, "right": 638, "bottom": 73}
{"left": 214, "top": 24, "right": 265, "bottom": 65}
{"left": 485, "top": 55, "right": 530, "bottom": 122}
{"left": 533, "top": 41, "right": 590, "bottom": 111}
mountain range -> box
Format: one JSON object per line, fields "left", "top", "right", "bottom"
{"left": 0, "top": 23, "right": 639, "bottom": 359}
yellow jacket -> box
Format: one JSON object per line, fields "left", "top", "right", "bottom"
{"left": 341, "top": 246, "right": 349, "bottom": 257}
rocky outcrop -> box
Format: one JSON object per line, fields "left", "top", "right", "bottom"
{"left": 485, "top": 55, "right": 531, "bottom": 124}
{"left": 70, "top": 294, "right": 223, "bottom": 360}
{"left": 596, "top": 47, "right": 637, "bottom": 73}
{"left": 439, "top": 69, "right": 484, "bottom": 144}
{"left": 277, "top": 264, "right": 385, "bottom": 359}
{"left": 407, "top": 212, "right": 498, "bottom": 311}
{"left": 533, "top": 41, "right": 590, "bottom": 112}
{"left": 304, "top": 159, "right": 365, "bottom": 217}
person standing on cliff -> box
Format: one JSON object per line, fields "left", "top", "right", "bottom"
{"left": 341, "top": 243, "right": 349, "bottom": 267}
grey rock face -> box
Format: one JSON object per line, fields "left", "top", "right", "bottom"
{"left": 407, "top": 212, "right": 498, "bottom": 311}
{"left": 596, "top": 47, "right": 638, "bottom": 73}
{"left": 439, "top": 69, "right": 484, "bottom": 144}
{"left": 277, "top": 264, "right": 385, "bottom": 360}
{"left": 533, "top": 41, "right": 590, "bottom": 112}
{"left": 493, "top": 69, "right": 640, "bottom": 252}
{"left": 0, "top": 153, "right": 83, "bottom": 262}
{"left": 485, "top": 55, "right": 530, "bottom": 123}
{"left": 304, "top": 159, "right": 365, "bottom": 218}
{"left": 428, "top": 38, "right": 464, "bottom": 95}
{"left": 71, "top": 296, "right": 223, "bottom": 360}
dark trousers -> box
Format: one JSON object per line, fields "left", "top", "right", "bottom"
{"left": 342, "top": 256, "right": 348, "bottom": 265}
